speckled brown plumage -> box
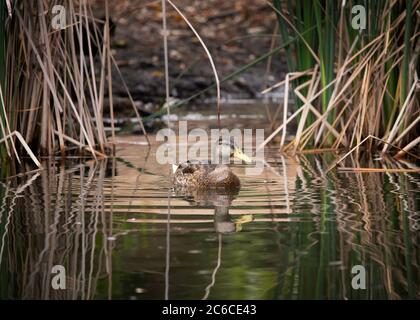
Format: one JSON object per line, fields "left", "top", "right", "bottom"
{"left": 172, "top": 160, "right": 240, "bottom": 192}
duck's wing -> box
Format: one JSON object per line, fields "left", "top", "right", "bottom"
{"left": 177, "top": 160, "right": 203, "bottom": 174}
{"left": 173, "top": 160, "right": 207, "bottom": 178}
{"left": 173, "top": 161, "right": 204, "bottom": 191}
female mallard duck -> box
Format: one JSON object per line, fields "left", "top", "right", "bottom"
{"left": 172, "top": 137, "right": 252, "bottom": 191}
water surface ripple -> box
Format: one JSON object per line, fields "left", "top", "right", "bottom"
{"left": 0, "top": 141, "right": 418, "bottom": 299}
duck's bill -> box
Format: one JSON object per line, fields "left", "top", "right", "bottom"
{"left": 233, "top": 148, "right": 253, "bottom": 164}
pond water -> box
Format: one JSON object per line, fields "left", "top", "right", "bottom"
{"left": 0, "top": 106, "right": 419, "bottom": 300}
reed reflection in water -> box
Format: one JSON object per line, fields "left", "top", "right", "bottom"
{"left": 0, "top": 142, "right": 418, "bottom": 299}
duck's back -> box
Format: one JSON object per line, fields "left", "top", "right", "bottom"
{"left": 172, "top": 162, "right": 240, "bottom": 191}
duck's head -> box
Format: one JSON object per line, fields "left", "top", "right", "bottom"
{"left": 213, "top": 136, "right": 252, "bottom": 164}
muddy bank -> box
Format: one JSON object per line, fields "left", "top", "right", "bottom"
{"left": 93, "top": 0, "right": 287, "bottom": 116}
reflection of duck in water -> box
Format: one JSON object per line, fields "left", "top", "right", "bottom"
{"left": 178, "top": 188, "right": 252, "bottom": 234}
{"left": 193, "top": 189, "right": 240, "bottom": 234}
{"left": 172, "top": 137, "right": 252, "bottom": 191}
{"left": 172, "top": 137, "right": 253, "bottom": 234}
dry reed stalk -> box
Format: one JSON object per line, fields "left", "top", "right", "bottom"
{"left": 280, "top": 72, "right": 290, "bottom": 148}
{"left": 0, "top": 83, "right": 16, "bottom": 160}
{"left": 105, "top": 0, "right": 115, "bottom": 149}
{"left": 261, "top": 70, "right": 313, "bottom": 94}
{"left": 167, "top": 0, "right": 221, "bottom": 129}
{"left": 109, "top": 54, "right": 150, "bottom": 145}
{"left": 338, "top": 167, "right": 420, "bottom": 173}
{"left": 0, "top": 131, "right": 42, "bottom": 168}
{"left": 266, "top": 0, "right": 419, "bottom": 159}
{"left": 382, "top": 79, "right": 418, "bottom": 153}
{"left": 162, "top": 0, "right": 170, "bottom": 126}
{"left": 293, "top": 65, "right": 319, "bottom": 153}
{"left": 268, "top": 71, "right": 312, "bottom": 131}
{"left": 395, "top": 135, "right": 420, "bottom": 158}
{"left": 1, "top": 0, "right": 148, "bottom": 167}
